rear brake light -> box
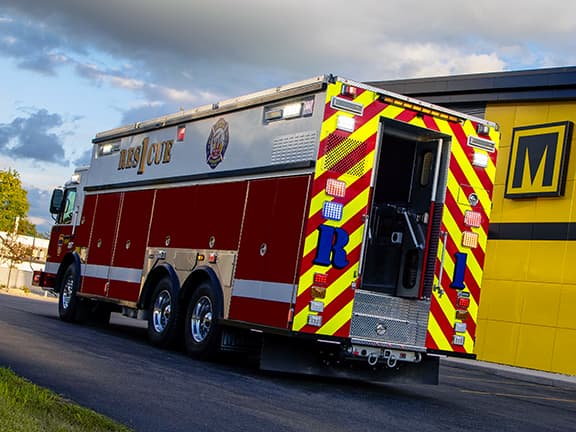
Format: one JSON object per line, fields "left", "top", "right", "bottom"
{"left": 314, "top": 273, "right": 328, "bottom": 286}
{"left": 456, "top": 297, "right": 470, "bottom": 309}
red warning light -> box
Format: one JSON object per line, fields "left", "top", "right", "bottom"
{"left": 177, "top": 125, "right": 186, "bottom": 142}
{"left": 456, "top": 297, "right": 470, "bottom": 309}
{"left": 313, "top": 273, "right": 328, "bottom": 286}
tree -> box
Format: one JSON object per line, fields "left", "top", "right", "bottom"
{"left": 0, "top": 169, "right": 37, "bottom": 236}
{"left": 0, "top": 231, "right": 34, "bottom": 289}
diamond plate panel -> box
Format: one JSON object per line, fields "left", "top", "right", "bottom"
{"left": 350, "top": 290, "right": 430, "bottom": 347}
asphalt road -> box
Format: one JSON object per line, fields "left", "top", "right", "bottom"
{"left": 0, "top": 292, "right": 575, "bottom": 432}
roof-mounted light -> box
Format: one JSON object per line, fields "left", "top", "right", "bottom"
{"left": 263, "top": 97, "right": 314, "bottom": 124}
{"left": 97, "top": 139, "right": 120, "bottom": 157}
{"left": 341, "top": 84, "right": 358, "bottom": 98}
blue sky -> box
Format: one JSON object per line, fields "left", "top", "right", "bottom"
{"left": 1, "top": 0, "right": 576, "bottom": 234}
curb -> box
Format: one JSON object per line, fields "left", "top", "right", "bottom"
{"left": 441, "top": 356, "right": 576, "bottom": 388}
{"left": 0, "top": 288, "right": 58, "bottom": 302}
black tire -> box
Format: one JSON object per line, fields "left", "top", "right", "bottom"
{"left": 184, "top": 281, "right": 223, "bottom": 359}
{"left": 58, "top": 264, "right": 84, "bottom": 323}
{"left": 147, "top": 276, "right": 181, "bottom": 348}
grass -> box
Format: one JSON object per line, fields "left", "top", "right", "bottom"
{"left": 0, "top": 367, "right": 132, "bottom": 432}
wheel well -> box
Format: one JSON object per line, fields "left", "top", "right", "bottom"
{"left": 179, "top": 268, "right": 223, "bottom": 316}
{"left": 139, "top": 265, "right": 178, "bottom": 310}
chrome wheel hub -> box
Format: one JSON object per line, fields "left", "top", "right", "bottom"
{"left": 152, "top": 290, "right": 172, "bottom": 333}
{"left": 190, "top": 296, "right": 213, "bottom": 343}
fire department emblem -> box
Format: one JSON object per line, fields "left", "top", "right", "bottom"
{"left": 206, "top": 118, "right": 229, "bottom": 169}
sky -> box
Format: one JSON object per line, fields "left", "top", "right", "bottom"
{"left": 1, "top": 0, "right": 576, "bottom": 234}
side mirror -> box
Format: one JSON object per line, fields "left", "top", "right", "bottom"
{"left": 49, "top": 189, "right": 64, "bottom": 214}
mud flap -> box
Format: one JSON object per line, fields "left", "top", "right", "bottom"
{"left": 260, "top": 334, "right": 439, "bottom": 385}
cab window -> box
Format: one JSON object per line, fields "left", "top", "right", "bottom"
{"left": 59, "top": 188, "right": 77, "bottom": 225}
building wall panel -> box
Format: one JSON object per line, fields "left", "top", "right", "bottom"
{"left": 478, "top": 101, "right": 576, "bottom": 375}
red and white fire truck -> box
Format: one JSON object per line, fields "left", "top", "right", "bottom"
{"left": 35, "top": 75, "right": 499, "bottom": 384}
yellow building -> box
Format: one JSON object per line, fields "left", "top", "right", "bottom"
{"left": 372, "top": 67, "right": 576, "bottom": 376}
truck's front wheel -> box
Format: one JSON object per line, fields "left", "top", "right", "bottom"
{"left": 58, "top": 264, "right": 83, "bottom": 322}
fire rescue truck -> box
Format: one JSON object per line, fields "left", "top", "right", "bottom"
{"left": 35, "top": 74, "right": 499, "bottom": 384}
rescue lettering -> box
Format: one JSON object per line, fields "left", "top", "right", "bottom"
{"left": 117, "top": 137, "right": 174, "bottom": 175}
{"left": 313, "top": 225, "right": 349, "bottom": 269}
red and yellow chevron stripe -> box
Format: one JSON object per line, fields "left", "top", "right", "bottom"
{"left": 425, "top": 118, "right": 498, "bottom": 354}
{"left": 292, "top": 82, "right": 375, "bottom": 336}
{"left": 291, "top": 79, "right": 499, "bottom": 356}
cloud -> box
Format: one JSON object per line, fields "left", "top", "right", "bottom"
{"left": 24, "top": 186, "right": 53, "bottom": 235}
{"left": 1, "top": 0, "right": 575, "bottom": 133}
{"left": 0, "top": 1, "right": 565, "bottom": 100}
{"left": 73, "top": 148, "right": 92, "bottom": 167}
{"left": 119, "top": 103, "right": 180, "bottom": 126}
{"left": 3, "top": 1, "right": 576, "bottom": 84}
{"left": 75, "top": 62, "right": 219, "bottom": 106}
{"left": 0, "top": 11, "right": 77, "bottom": 75}
{"left": 2, "top": 0, "right": 576, "bottom": 132}
{"left": 0, "top": 109, "right": 68, "bottom": 165}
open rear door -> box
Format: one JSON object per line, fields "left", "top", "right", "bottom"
{"left": 352, "top": 119, "right": 450, "bottom": 350}
{"left": 361, "top": 119, "right": 450, "bottom": 300}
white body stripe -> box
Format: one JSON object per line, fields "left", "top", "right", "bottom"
{"left": 43, "top": 261, "right": 141, "bottom": 284}
{"left": 44, "top": 262, "right": 60, "bottom": 275}
{"left": 82, "top": 264, "right": 109, "bottom": 279}
{"left": 82, "top": 264, "right": 142, "bottom": 284}
{"left": 108, "top": 266, "right": 142, "bottom": 284}
{"left": 232, "top": 279, "right": 295, "bottom": 304}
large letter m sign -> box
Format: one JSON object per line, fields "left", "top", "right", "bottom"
{"left": 505, "top": 121, "right": 573, "bottom": 198}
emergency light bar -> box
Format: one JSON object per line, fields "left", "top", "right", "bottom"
{"left": 341, "top": 84, "right": 358, "bottom": 98}
{"left": 263, "top": 97, "right": 314, "bottom": 123}
{"left": 97, "top": 139, "right": 121, "bottom": 157}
